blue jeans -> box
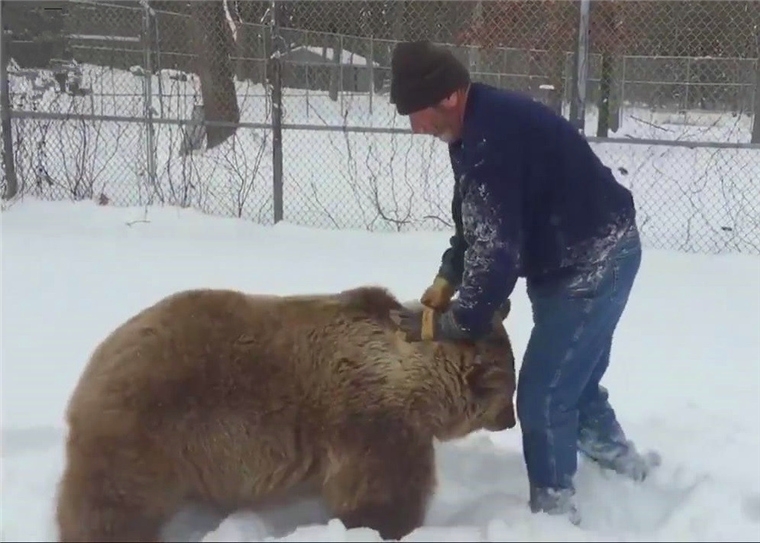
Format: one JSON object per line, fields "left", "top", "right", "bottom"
{"left": 517, "top": 223, "right": 642, "bottom": 495}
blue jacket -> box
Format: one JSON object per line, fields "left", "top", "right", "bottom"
{"left": 439, "top": 83, "right": 636, "bottom": 339}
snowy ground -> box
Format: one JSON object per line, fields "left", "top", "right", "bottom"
{"left": 2, "top": 199, "right": 759, "bottom": 542}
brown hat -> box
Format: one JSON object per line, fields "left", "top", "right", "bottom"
{"left": 390, "top": 40, "right": 470, "bottom": 115}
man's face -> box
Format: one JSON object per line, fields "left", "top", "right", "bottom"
{"left": 407, "top": 94, "right": 461, "bottom": 143}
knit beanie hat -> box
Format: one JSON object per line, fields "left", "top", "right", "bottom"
{"left": 390, "top": 40, "right": 471, "bottom": 115}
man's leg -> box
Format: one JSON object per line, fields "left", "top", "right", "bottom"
{"left": 577, "top": 380, "right": 661, "bottom": 482}
{"left": 517, "top": 225, "right": 641, "bottom": 523}
{"left": 576, "top": 228, "right": 661, "bottom": 481}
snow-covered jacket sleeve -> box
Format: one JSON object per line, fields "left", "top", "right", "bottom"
{"left": 437, "top": 188, "right": 467, "bottom": 288}
{"left": 444, "top": 146, "right": 522, "bottom": 340}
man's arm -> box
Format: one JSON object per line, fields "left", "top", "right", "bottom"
{"left": 437, "top": 189, "right": 467, "bottom": 288}
{"left": 439, "top": 163, "right": 522, "bottom": 340}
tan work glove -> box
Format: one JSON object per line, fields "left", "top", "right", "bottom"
{"left": 420, "top": 276, "right": 456, "bottom": 310}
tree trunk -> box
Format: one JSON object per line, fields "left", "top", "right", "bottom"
{"left": 596, "top": 52, "right": 613, "bottom": 137}
{"left": 190, "top": 1, "right": 240, "bottom": 150}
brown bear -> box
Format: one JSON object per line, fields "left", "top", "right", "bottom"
{"left": 55, "top": 285, "right": 516, "bottom": 542}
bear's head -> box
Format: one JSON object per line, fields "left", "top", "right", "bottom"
{"left": 430, "top": 299, "right": 517, "bottom": 441}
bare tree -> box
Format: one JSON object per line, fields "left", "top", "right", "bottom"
{"left": 188, "top": 1, "right": 240, "bottom": 150}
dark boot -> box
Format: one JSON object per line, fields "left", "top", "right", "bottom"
{"left": 529, "top": 485, "right": 582, "bottom": 526}
{"left": 579, "top": 427, "right": 662, "bottom": 482}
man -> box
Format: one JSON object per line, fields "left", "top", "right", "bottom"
{"left": 388, "top": 40, "right": 661, "bottom": 525}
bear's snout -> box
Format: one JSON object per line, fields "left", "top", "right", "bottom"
{"left": 488, "top": 403, "right": 516, "bottom": 431}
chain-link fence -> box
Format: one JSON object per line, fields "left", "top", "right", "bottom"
{"left": 2, "top": 0, "right": 759, "bottom": 254}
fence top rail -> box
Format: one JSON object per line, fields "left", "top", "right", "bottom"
{"left": 9, "top": 41, "right": 758, "bottom": 68}
{"left": 7, "top": 109, "right": 760, "bottom": 151}
{"left": 623, "top": 53, "right": 760, "bottom": 62}
{"left": 67, "top": 0, "right": 144, "bottom": 13}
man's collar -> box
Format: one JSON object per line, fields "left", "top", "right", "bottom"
{"left": 449, "top": 82, "right": 479, "bottom": 148}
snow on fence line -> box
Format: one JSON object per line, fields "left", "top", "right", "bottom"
{"left": 4, "top": 63, "right": 759, "bottom": 255}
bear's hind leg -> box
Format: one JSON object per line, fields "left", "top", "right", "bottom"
{"left": 321, "top": 417, "right": 436, "bottom": 540}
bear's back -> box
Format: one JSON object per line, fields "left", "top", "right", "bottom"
{"left": 65, "top": 287, "right": 417, "bottom": 434}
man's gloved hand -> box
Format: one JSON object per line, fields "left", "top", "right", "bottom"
{"left": 420, "top": 276, "right": 456, "bottom": 310}
{"left": 391, "top": 297, "right": 513, "bottom": 344}
{"left": 390, "top": 305, "right": 442, "bottom": 341}
{"left": 390, "top": 305, "right": 469, "bottom": 342}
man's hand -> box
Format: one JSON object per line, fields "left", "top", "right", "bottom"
{"left": 389, "top": 306, "right": 440, "bottom": 342}
{"left": 391, "top": 297, "right": 513, "bottom": 344}
{"left": 420, "top": 276, "right": 456, "bottom": 310}
{"left": 390, "top": 305, "right": 474, "bottom": 343}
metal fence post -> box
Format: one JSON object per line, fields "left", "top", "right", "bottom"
{"left": 753, "top": 57, "right": 760, "bottom": 144}
{"left": 0, "top": 4, "right": 18, "bottom": 200}
{"left": 569, "top": 0, "right": 591, "bottom": 132}
{"left": 270, "top": 0, "right": 283, "bottom": 224}
{"left": 368, "top": 35, "right": 374, "bottom": 115}
{"left": 141, "top": 1, "right": 157, "bottom": 195}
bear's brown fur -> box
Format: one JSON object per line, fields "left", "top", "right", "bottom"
{"left": 55, "top": 285, "right": 516, "bottom": 542}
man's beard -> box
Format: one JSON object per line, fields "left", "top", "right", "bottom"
{"left": 435, "top": 130, "right": 455, "bottom": 143}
